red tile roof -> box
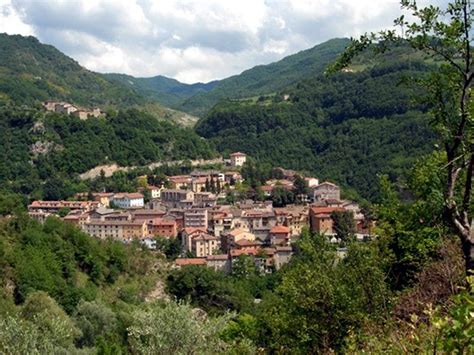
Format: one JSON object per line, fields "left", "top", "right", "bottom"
{"left": 175, "top": 258, "right": 207, "bottom": 266}
{"left": 270, "top": 225, "right": 290, "bottom": 234}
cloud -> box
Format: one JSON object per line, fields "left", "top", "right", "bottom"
{"left": 3, "top": 0, "right": 450, "bottom": 83}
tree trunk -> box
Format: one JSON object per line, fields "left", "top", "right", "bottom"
{"left": 461, "top": 225, "right": 474, "bottom": 276}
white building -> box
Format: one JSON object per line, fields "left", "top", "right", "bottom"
{"left": 112, "top": 193, "right": 144, "bottom": 209}
{"left": 230, "top": 152, "right": 247, "bottom": 167}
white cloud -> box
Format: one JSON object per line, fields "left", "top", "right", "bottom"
{"left": 2, "top": 0, "right": 451, "bottom": 83}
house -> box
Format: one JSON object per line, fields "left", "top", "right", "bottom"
{"left": 274, "top": 246, "right": 293, "bottom": 270}
{"left": 224, "top": 171, "right": 243, "bottom": 184}
{"left": 309, "top": 206, "right": 345, "bottom": 235}
{"left": 42, "top": 100, "right": 58, "bottom": 111}
{"left": 175, "top": 258, "right": 207, "bottom": 268}
{"left": 55, "top": 102, "right": 78, "bottom": 115}
{"left": 206, "top": 254, "right": 231, "bottom": 273}
{"left": 147, "top": 185, "right": 162, "bottom": 199}
{"left": 160, "top": 189, "right": 194, "bottom": 208}
{"left": 168, "top": 175, "right": 191, "bottom": 189}
{"left": 269, "top": 225, "right": 291, "bottom": 246}
{"left": 184, "top": 208, "right": 208, "bottom": 229}
{"left": 131, "top": 209, "right": 167, "bottom": 221}
{"left": 193, "top": 192, "right": 217, "bottom": 207}
{"left": 72, "top": 110, "right": 89, "bottom": 120}
{"left": 230, "top": 152, "right": 247, "bottom": 167}
{"left": 111, "top": 193, "right": 144, "bottom": 209}
{"left": 182, "top": 227, "right": 209, "bottom": 252}
{"left": 312, "top": 181, "right": 341, "bottom": 202}
{"left": 191, "top": 177, "right": 208, "bottom": 193}
{"left": 305, "top": 177, "right": 319, "bottom": 188}
{"left": 190, "top": 232, "right": 220, "bottom": 257}
{"left": 93, "top": 192, "right": 115, "bottom": 207}
{"left": 147, "top": 218, "right": 177, "bottom": 238}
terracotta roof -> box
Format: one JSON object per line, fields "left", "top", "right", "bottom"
{"left": 113, "top": 193, "right": 144, "bottom": 199}
{"left": 316, "top": 181, "right": 339, "bottom": 188}
{"left": 235, "top": 238, "right": 261, "bottom": 247}
{"left": 175, "top": 258, "right": 207, "bottom": 266}
{"left": 230, "top": 152, "right": 246, "bottom": 157}
{"left": 276, "top": 246, "right": 293, "bottom": 252}
{"left": 270, "top": 225, "right": 290, "bottom": 234}
{"left": 183, "top": 227, "right": 208, "bottom": 235}
{"left": 230, "top": 248, "right": 259, "bottom": 257}
{"left": 206, "top": 254, "right": 229, "bottom": 261}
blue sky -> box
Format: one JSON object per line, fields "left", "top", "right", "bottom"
{"left": 0, "top": 0, "right": 450, "bottom": 83}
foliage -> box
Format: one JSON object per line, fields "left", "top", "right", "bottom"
{"left": 127, "top": 301, "right": 236, "bottom": 354}
{"left": 0, "top": 106, "right": 215, "bottom": 200}
{"left": 196, "top": 48, "right": 437, "bottom": 200}
{"left": 331, "top": 210, "right": 356, "bottom": 242}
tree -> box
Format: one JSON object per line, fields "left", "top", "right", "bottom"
{"left": 127, "top": 301, "right": 234, "bottom": 354}
{"left": 332, "top": 0, "right": 474, "bottom": 273}
{"left": 331, "top": 210, "right": 356, "bottom": 243}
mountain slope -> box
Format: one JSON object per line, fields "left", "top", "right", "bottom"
{"left": 195, "top": 47, "right": 437, "bottom": 200}
{"left": 0, "top": 33, "right": 199, "bottom": 126}
{"left": 179, "top": 38, "right": 351, "bottom": 116}
{"left": 105, "top": 73, "right": 218, "bottom": 108}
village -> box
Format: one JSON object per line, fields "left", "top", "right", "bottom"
{"left": 42, "top": 100, "right": 104, "bottom": 120}
{"left": 27, "top": 152, "right": 374, "bottom": 274}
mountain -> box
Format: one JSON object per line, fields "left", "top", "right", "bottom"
{"left": 0, "top": 33, "right": 198, "bottom": 126}
{"left": 105, "top": 73, "right": 218, "bottom": 108}
{"left": 104, "top": 38, "right": 351, "bottom": 117}
{"left": 195, "top": 46, "right": 438, "bottom": 200}
{"left": 179, "top": 38, "right": 351, "bottom": 116}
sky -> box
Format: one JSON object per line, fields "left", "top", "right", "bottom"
{"left": 0, "top": 0, "right": 450, "bottom": 83}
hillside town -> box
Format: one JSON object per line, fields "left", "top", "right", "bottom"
{"left": 27, "top": 152, "right": 373, "bottom": 274}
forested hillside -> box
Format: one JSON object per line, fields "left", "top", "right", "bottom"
{"left": 105, "top": 73, "right": 218, "bottom": 109}
{"left": 0, "top": 106, "right": 215, "bottom": 200}
{"left": 0, "top": 34, "right": 198, "bottom": 125}
{"left": 196, "top": 48, "right": 437, "bottom": 200}
{"left": 180, "top": 38, "right": 350, "bottom": 116}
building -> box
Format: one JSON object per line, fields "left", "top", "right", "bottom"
{"left": 230, "top": 152, "right": 247, "bottom": 167}
{"left": 131, "top": 209, "right": 166, "bottom": 221}
{"left": 309, "top": 206, "right": 345, "bottom": 235}
{"left": 269, "top": 225, "right": 291, "bottom": 246}
{"left": 191, "top": 232, "right": 220, "bottom": 257}
{"left": 184, "top": 208, "right": 208, "bottom": 229}
{"left": 312, "top": 181, "right": 341, "bottom": 202}
{"left": 193, "top": 192, "right": 217, "bottom": 207}
{"left": 28, "top": 200, "right": 100, "bottom": 214}
{"left": 93, "top": 193, "right": 115, "bottom": 207}
{"left": 147, "top": 218, "right": 177, "bottom": 238}
{"left": 160, "top": 189, "right": 194, "bottom": 208}
{"left": 175, "top": 258, "right": 207, "bottom": 268}
{"left": 111, "top": 193, "right": 144, "bottom": 209}
{"left": 72, "top": 110, "right": 89, "bottom": 120}
{"left": 82, "top": 220, "right": 147, "bottom": 241}
{"left": 274, "top": 246, "right": 293, "bottom": 270}
{"left": 206, "top": 254, "right": 231, "bottom": 273}
{"left": 168, "top": 175, "right": 191, "bottom": 190}
{"left": 55, "top": 102, "right": 78, "bottom": 115}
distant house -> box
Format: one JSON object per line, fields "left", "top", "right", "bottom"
{"left": 230, "top": 152, "right": 247, "bottom": 167}
{"left": 111, "top": 193, "right": 144, "bottom": 209}
{"left": 312, "top": 181, "right": 341, "bottom": 202}
{"left": 184, "top": 208, "right": 208, "bottom": 230}
{"left": 309, "top": 206, "right": 345, "bottom": 235}
{"left": 191, "top": 232, "right": 220, "bottom": 257}
{"left": 55, "top": 102, "right": 78, "bottom": 115}
{"left": 206, "top": 254, "right": 231, "bottom": 273}
{"left": 72, "top": 110, "right": 89, "bottom": 120}
{"left": 269, "top": 225, "right": 291, "bottom": 246}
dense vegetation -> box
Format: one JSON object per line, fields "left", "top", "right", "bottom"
{"left": 106, "top": 73, "right": 218, "bottom": 109}
{"left": 0, "top": 33, "right": 197, "bottom": 125}
{"left": 180, "top": 38, "right": 351, "bottom": 116}
{"left": 196, "top": 48, "right": 438, "bottom": 200}
{"left": 0, "top": 106, "right": 215, "bottom": 200}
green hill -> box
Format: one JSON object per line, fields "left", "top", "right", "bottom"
{"left": 179, "top": 38, "right": 351, "bottom": 116}
{"left": 0, "top": 33, "right": 198, "bottom": 126}
{"left": 195, "top": 46, "right": 438, "bottom": 200}
{"left": 105, "top": 73, "right": 218, "bottom": 109}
